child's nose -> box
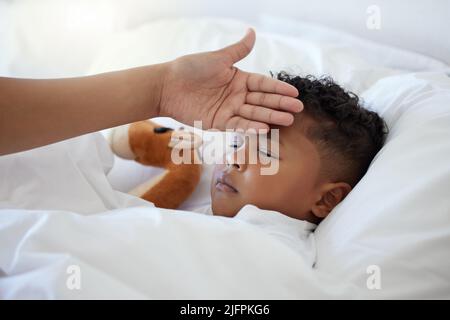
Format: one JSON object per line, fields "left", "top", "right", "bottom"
{"left": 225, "top": 147, "right": 247, "bottom": 172}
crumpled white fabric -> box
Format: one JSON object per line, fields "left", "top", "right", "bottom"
{"left": 0, "top": 133, "right": 152, "bottom": 214}
{"left": 0, "top": 132, "right": 359, "bottom": 299}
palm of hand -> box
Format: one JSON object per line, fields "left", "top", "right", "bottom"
{"left": 159, "top": 29, "right": 303, "bottom": 131}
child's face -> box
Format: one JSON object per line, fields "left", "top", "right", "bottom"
{"left": 210, "top": 116, "right": 325, "bottom": 222}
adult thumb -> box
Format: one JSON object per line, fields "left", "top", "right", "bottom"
{"left": 218, "top": 28, "right": 256, "bottom": 64}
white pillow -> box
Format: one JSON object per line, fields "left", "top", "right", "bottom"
{"left": 258, "top": 14, "right": 449, "bottom": 73}
{"left": 315, "top": 72, "right": 450, "bottom": 298}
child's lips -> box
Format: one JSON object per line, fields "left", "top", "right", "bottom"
{"left": 215, "top": 175, "right": 238, "bottom": 193}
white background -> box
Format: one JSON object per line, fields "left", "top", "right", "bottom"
{"left": 0, "top": 0, "right": 449, "bottom": 77}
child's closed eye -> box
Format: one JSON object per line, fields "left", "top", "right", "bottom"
{"left": 258, "top": 148, "right": 278, "bottom": 159}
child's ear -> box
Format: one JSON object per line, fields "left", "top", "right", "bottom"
{"left": 311, "top": 182, "right": 352, "bottom": 219}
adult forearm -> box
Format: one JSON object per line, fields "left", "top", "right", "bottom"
{"left": 0, "top": 63, "right": 167, "bottom": 155}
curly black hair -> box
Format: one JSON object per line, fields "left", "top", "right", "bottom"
{"left": 276, "top": 72, "right": 388, "bottom": 187}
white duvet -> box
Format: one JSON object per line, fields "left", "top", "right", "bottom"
{"left": 1, "top": 18, "right": 450, "bottom": 299}
{"left": 0, "top": 130, "right": 352, "bottom": 299}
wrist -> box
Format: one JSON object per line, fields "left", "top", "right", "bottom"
{"left": 153, "top": 60, "right": 174, "bottom": 119}
{"left": 130, "top": 62, "right": 170, "bottom": 121}
{"left": 147, "top": 62, "right": 170, "bottom": 119}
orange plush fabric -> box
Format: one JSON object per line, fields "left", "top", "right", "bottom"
{"left": 112, "top": 120, "right": 202, "bottom": 209}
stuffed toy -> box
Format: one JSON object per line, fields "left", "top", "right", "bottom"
{"left": 108, "top": 120, "right": 202, "bottom": 209}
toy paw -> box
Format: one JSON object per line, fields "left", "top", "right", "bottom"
{"left": 108, "top": 124, "right": 135, "bottom": 160}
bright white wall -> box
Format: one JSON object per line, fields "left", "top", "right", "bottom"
{"left": 0, "top": 0, "right": 448, "bottom": 77}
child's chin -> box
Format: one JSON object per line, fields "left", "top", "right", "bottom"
{"left": 211, "top": 200, "right": 241, "bottom": 218}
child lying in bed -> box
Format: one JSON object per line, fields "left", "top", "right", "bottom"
{"left": 111, "top": 73, "right": 386, "bottom": 259}
{"left": 194, "top": 73, "right": 386, "bottom": 256}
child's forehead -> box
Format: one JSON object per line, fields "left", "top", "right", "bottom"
{"left": 270, "top": 113, "right": 315, "bottom": 140}
{"left": 231, "top": 114, "right": 315, "bottom": 145}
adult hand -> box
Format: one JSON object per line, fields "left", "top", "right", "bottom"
{"left": 0, "top": 28, "right": 303, "bottom": 156}
{"left": 159, "top": 28, "right": 303, "bottom": 131}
